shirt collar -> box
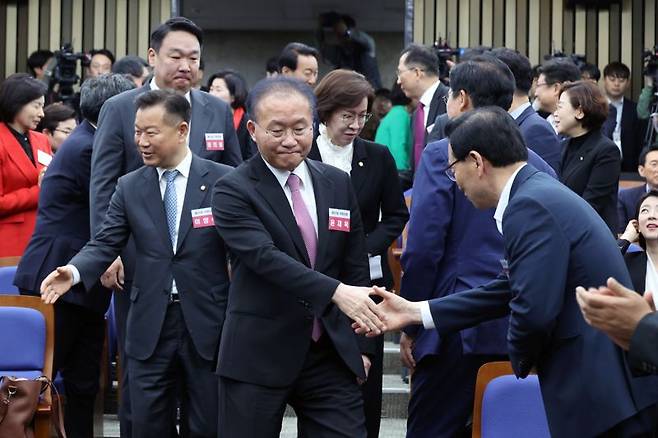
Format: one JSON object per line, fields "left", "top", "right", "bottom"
{"left": 150, "top": 78, "right": 191, "bottom": 104}
{"left": 509, "top": 101, "right": 531, "bottom": 120}
{"left": 420, "top": 80, "right": 440, "bottom": 109}
{"left": 261, "top": 156, "right": 312, "bottom": 191}
{"left": 156, "top": 147, "right": 193, "bottom": 180}
{"left": 493, "top": 164, "right": 527, "bottom": 235}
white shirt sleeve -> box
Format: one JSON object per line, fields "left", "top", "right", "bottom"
{"left": 420, "top": 300, "right": 436, "bottom": 329}
{"left": 66, "top": 265, "right": 82, "bottom": 286}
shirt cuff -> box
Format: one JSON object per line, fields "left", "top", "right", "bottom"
{"left": 66, "top": 265, "right": 81, "bottom": 286}
{"left": 420, "top": 301, "right": 436, "bottom": 329}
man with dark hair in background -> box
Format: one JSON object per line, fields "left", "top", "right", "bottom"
{"left": 491, "top": 48, "right": 562, "bottom": 172}
{"left": 580, "top": 62, "right": 601, "bottom": 82}
{"left": 278, "top": 42, "right": 320, "bottom": 87}
{"left": 89, "top": 16, "right": 241, "bottom": 437}
{"left": 27, "top": 49, "right": 54, "bottom": 81}
{"left": 533, "top": 59, "right": 581, "bottom": 133}
{"left": 265, "top": 56, "right": 279, "bottom": 78}
{"left": 87, "top": 49, "right": 115, "bottom": 78}
{"left": 112, "top": 55, "right": 150, "bottom": 87}
{"left": 603, "top": 61, "right": 645, "bottom": 171}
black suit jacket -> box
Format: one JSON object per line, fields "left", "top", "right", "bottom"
{"left": 559, "top": 131, "right": 621, "bottom": 233}
{"left": 630, "top": 313, "right": 658, "bottom": 375}
{"left": 410, "top": 82, "right": 448, "bottom": 166}
{"left": 308, "top": 137, "right": 409, "bottom": 289}
{"left": 620, "top": 98, "right": 646, "bottom": 172}
{"left": 617, "top": 185, "right": 646, "bottom": 233}
{"left": 14, "top": 121, "right": 111, "bottom": 314}
{"left": 516, "top": 105, "right": 562, "bottom": 173}
{"left": 212, "top": 156, "right": 372, "bottom": 387}
{"left": 71, "top": 156, "right": 232, "bottom": 361}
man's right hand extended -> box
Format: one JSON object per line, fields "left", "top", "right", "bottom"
{"left": 332, "top": 283, "right": 386, "bottom": 335}
{"left": 40, "top": 267, "right": 74, "bottom": 304}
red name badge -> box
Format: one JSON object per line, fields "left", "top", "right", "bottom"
{"left": 205, "top": 133, "right": 224, "bottom": 151}
{"left": 191, "top": 207, "right": 215, "bottom": 228}
{"left": 328, "top": 208, "right": 350, "bottom": 232}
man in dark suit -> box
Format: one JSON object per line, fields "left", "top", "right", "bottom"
{"left": 41, "top": 90, "right": 232, "bottom": 438}
{"left": 604, "top": 62, "right": 646, "bottom": 172}
{"left": 361, "top": 107, "right": 658, "bottom": 437}
{"left": 617, "top": 145, "right": 658, "bottom": 232}
{"left": 491, "top": 48, "right": 562, "bottom": 173}
{"left": 89, "top": 17, "right": 241, "bottom": 435}
{"left": 212, "top": 77, "right": 385, "bottom": 437}
{"left": 399, "top": 57, "right": 556, "bottom": 438}
{"left": 13, "top": 74, "right": 135, "bottom": 438}
{"left": 396, "top": 44, "right": 448, "bottom": 171}
{"left": 533, "top": 59, "right": 581, "bottom": 134}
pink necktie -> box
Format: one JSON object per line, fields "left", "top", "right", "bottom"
{"left": 287, "top": 173, "right": 323, "bottom": 341}
{"left": 413, "top": 102, "right": 426, "bottom": 168}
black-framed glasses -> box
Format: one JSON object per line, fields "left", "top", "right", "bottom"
{"left": 444, "top": 159, "right": 461, "bottom": 181}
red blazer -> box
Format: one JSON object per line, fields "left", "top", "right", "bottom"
{"left": 0, "top": 122, "right": 52, "bottom": 257}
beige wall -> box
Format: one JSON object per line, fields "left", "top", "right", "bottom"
{"left": 413, "top": 0, "right": 657, "bottom": 100}
{"left": 1, "top": 0, "right": 171, "bottom": 80}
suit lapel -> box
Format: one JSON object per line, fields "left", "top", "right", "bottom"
{"left": 189, "top": 90, "right": 210, "bottom": 155}
{"left": 350, "top": 138, "right": 368, "bottom": 194}
{"left": 252, "top": 158, "right": 312, "bottom": 267}
{"left": 307, "top": 159, "right": 333, "bottom": 270}
{"left": 140, "top": 167, "right": 173, "bottom": 253}
{"left": 426, "top": 82, "right": 447, "bottom": 126}
{"left": 1, "top": 124, "right": 37, "bottom": 183}
{"left": 176, "top": 156, "right": 210, "bottom": 251}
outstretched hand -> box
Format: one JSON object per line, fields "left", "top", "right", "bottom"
{"left": 332, "top": 283, "right": 386, "bottom": 335}
{"left": 352, "top": 287, "right": 422, "bottom": 337}
{"left": 40, "top": 266, "right": 74, "bottom": 304}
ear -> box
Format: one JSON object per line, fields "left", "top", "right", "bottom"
{"left": 469, "top": 151, "right": 486, "bottom": 176}
{"left": 574, "top": 107, "right": 585, "bottom": 121}
{"left": 459, "top": 90, "right": 472, "bottom": 112}
{"left": 246, "top": 119, "right": 257, "bottom": 141}
{"left": 281, "top": 66, "right": 292, "bottom": 75}
{"left": 178, "top": 121, "right": 190, "bottom": 139}
{"left": 147, "top": 48, "right": 157, "bottom": 68}
{"left": 639, "top": 165, "right": 646, "bottom": 178}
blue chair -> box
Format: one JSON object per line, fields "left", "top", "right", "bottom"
{"left": 473, "top": 361, "right": 550, "bottom": 438}
{"left": 0, "top": 265, "right": 19, "bottom": 294}
{"left": 0, "top": 295, "right": 55, "bottom": 438}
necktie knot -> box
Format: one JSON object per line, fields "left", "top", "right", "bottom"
{"left": 164, "top": 169, "right": 179, "bottom": 184}
{"left": 287, "top": 173, "right": 301, "bottom": 192}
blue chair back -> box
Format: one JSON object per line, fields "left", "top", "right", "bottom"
{"left": 0, "top": 266, "right": 18, "bottom": 294}
{"left": 481, "top": 374, "right": 550, "bottom": 438}
{"left": 0, "top": 306, "right": 46, "bottom": 379}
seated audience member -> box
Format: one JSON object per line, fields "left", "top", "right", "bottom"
{"left": 375, "top": 82, "right": 412, "bottom": 171}
{"left": 112, "top": 55, "right": 150, "bottom": 87}
{"left": 14, "top": 74, "right": 135, "bottom": 438}
{"left": 360, "top": 88, "right": 391, "bottom": 141}
{"left": 0, "top": 73, "right": 51, "bottom": 257}
{"left": 555, "top": 80, "right": 620, "bottom": 233}
{"left": 618, "top": 145, "right": 658, "bottom": 231}
{"left": 265, "top": 56, "right": 279, "bottom": 78}
{"left": 533, "top": 59, "right": 581, "bottom": 131}
{"left": 208, "top": 69, "right": 254, "bottom": 160}
{"left": 278, "top": 42, "right": 320, "bottom": 87}
{"left": 40, "top": 90, "right": 232, "bottom": 438}
{"left": 27, "top": 49, "right": 54, "bottom": 81}
{"left": 603, "top": 62, "right": 645, "bottom": 171}
{"left": 86, "top": 49, "right": 115, "bottom": 78}
{"left": 580, "top": 62, "right": 601, "bottom": 83}
{"left": 37, "top": 102, "right": 77, "bottom": 153}
{"left": 309, "top": 69, "right": 409, "bottom": 438}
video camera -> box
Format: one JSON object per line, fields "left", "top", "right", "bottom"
{"left": 432, "top": 39, "right": 461, "bottom": 81}
{"left": 544, "top": 51, "right": 587, "bottom": 68}
{"left": 643, "top": 46, "right": 658, "bottom": 84}
{"left": 43, "top": 43, "right": 91, "bottom": 105}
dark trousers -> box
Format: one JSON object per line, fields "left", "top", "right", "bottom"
{"left": 598, "top": 404, "right": 658, "bottom": 437}
{"left": 113, "top": 286, "right": 132, "bottom": 438}
{"left": 218, "top": 335, "right": 366, "bottom": 438}
{"left": 53, "top": 300, "right": 106, "bottom": 438}
{"left": 127, "top": 302, "right": 218, "bottom": 438}
{"left": 407, "top": 334, "right": 505, "bottom": 438}
{"left": 361, "top": 335, "right": 383, "bottom": 438}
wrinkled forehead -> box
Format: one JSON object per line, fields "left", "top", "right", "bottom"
{"left": 253, "top": 90, "right": 313, "bottom": 125}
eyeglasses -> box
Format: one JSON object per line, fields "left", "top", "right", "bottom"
{"left": 444, "top": 158, "right": 461, "bottom": 181}
{"left": 341, "top": 113, "right": 372, "bottom": 126}
{"left": 535, "top": 81, "right": 551, "bottom": 89}
{"left": 252, "top": 121, "right": 313, "bottom": 140}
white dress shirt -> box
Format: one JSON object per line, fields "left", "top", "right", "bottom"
{"left": 261, "top": 156, "right": 319, "bottom": 235}
{"left": 609, "top": 97, "right": 624, "bottom": 154}
{"left": 420, "top": 80, "right": 441, "bottom": 128}
{"left": 419, "top": 163, "right": 527, "bottom": 329}
{"left": 546, "top": 114, "right": 558, "bottom": 134}
{"left": 316, "top": 124, "right": 354, "bottom": 175}
{"left": 509, "top": 101, "right": 531, "bottom": 120}
{"left": 68, "top": 149, "right": 193, "bottom": 293}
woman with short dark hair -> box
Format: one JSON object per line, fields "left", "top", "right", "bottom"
{"left": 37, "top": 103, "right": 77, "bottom": 152}
{"left": 207, "top": 69, "right": 254, "bottom": 160}
{"left": 0, "top": 73, "right": 52, "bottom": 257}
{"left": 308, "top": 69, "right": 409, "bottom": 438}
{"left": 555, "top": 80, "right": 620, "bottom": 233}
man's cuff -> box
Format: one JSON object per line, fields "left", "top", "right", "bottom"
{"left": 420, "top": 301, "right": 436, "bottom": 329}
{"left": 66, "top": 265, "right": 82, "bottom": 286}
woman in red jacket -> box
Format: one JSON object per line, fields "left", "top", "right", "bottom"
{"left": 0, "top": 73, "right": 52, "bottom": 257}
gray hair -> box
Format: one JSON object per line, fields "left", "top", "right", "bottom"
{"left": 80, "top": 74, "right": 135, "bottom": 124}
{"left": 246, "top": 76, "right": 315, "bottom": 123}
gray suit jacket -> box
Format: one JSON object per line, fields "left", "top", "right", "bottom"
{"left": 73, "top": 156, "right": 232, "bottom": 361}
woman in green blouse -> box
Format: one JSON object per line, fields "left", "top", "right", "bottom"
{"left": 375, "top": 82, "right": 413, "bottom": 171}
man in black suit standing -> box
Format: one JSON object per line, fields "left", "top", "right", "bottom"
{"left": 396, "top": 44, "right": 448, "bottom": 172}
{"left": 603, "top": 62, "right": 646, "bottom": 172}
{"left": 41, "top": 90, "right": 232, "bottom": 438}
{"left": 89, "top": 17, "right": 241, "bottom": 435}
{"left": 212, "top": 77, "right": 385, "bottom": 437}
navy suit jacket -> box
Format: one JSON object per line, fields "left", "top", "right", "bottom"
{"left": 212, "top": 156, "right": 372, "bottom": 387}
{"left": 427, "top": 165, "right": 658, "bottom": 437}
{"left": 515, "top": 105, "right": 562, "bottom": 173}
{"left": 617, "top": 184, "right": 646, "bottom": 233}
{"left": 70, "top": 155, "right": 232, "bottom": 362}
{"left": 14, "top": 121, "right": 111, "bottom": 314}
{"left": 400, "top": 138, "right": 556, "bottom": 361}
